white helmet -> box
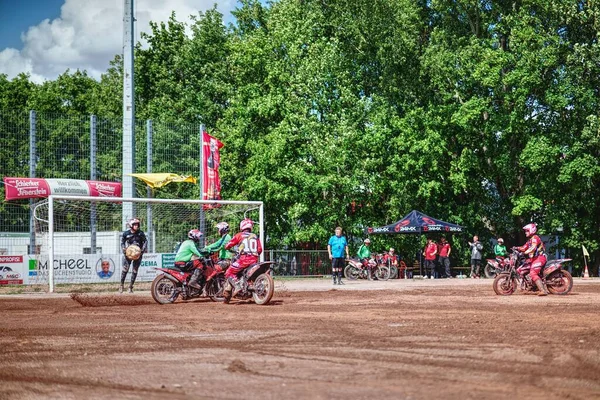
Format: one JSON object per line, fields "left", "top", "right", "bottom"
{"left": 127, "top": 218, "right": 140, "bottom": 229}
{"left": 523, "top": 223, "right": 537, "bottom": 238}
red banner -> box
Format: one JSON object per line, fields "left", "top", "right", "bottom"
{"left": 202, "top": 132, "right": 224, "bottom": 207}
{"left": 3, "top": 177, "right": 122, "bottom": 200}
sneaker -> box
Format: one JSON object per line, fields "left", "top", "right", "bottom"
{"left": 333, "top": 281, "right": 337, "bottom": 285}
{"left": 128, "top": 287, "right": 134, "bottom": 293}
{"left": 338, "top": 280, "right": 344, "bottom": 285}
{"left": 118, "top": 285, "right": 124, "bottom": 294}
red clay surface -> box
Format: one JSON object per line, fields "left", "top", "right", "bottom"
{"left": 1, "top": 278, "right": 600, "bottom": 399}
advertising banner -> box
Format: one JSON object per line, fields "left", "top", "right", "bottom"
{"left": 3, "top": 177, "right": 122, "bottom": 201}
{"left": 27, "top": 253, "right": 166, "bottom": 284}
{"left": 202, "top": 132, "right": 224, "bottom": 208}
{"left": 0, "top": 255, "right": 25, "bottom": 285}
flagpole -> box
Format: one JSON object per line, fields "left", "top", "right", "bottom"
{"left": 199, "top": 124, "right": 206, "bottom": 247}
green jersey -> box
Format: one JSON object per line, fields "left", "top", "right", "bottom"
{"left": 175, "top": 239, "right": 202, "bottom": 262}
{"left": 494, "top": 244, "right": 508, "bottom": 257}
{"left": 204, "top": 233, "right": 233, "bottom": 259}
{"left": 357, "top": 244, "right": 371, "bottom": 259}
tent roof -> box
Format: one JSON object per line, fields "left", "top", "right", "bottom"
{"left": 366, "top": 210, "right": 463, "bottom": 235}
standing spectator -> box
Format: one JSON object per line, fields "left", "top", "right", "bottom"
{"left": 120, "top": 218, "right": 148, "bottom": 293}
{"left": 328, "top": 227, "right": 349, "bottom": 285}
{"left": 469, "top": 235, "right": 484, "bottom": 278}
{"left": 438, "top": 237, "right": 452, "bottom": 278}
{"left": 423, "top": 238, "right": 438, "bottom": 279}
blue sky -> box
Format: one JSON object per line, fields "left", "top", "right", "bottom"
{"left": 0, "top": 0, "right": 64, "bottom": 50}
{"left": 0, "top": 0, "right": 240, "bottom": 82}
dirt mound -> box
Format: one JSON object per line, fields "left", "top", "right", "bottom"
{"left": 69, "top": 292, "right": 155, "bottom": 307}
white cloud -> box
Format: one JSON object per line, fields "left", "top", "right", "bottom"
{"left": 0, "top": 0, "right": 237, "bottom": 83}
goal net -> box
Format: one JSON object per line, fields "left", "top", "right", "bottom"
{"left": 31, "top": 195, "right": 263, "bottom": 292}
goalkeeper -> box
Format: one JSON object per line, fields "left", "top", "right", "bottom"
{"left": 120, "top": 218, "right": 148, "bottom": 293}
{"left": 202, "top": 222, "right": 233, "bottom": 270}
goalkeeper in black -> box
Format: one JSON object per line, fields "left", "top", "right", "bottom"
{"left": 120, "top": 218, "right": 148, "bottom": 293}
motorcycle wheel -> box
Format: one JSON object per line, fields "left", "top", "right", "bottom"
{"left": 252, "top": 273, "right": 274, "bottom": 305}
{"left": 492, "top": 273, "right": 517, "bottom": 296}
{"left": 208, "top": 274, "right": 226, "bottom": 302}
{"left": 374, "top": 266, "right": 390, "bottom": 281}
{"left": 389, "top": 265, "right": 398, "bottom": 279}
{"left": 484, "top": 263, "right": 497, "bottom": 279}
{"left": 546, "top": 270, "right": 573, "bottom": 295}
{"left": 151, "top": 274, "right": 178, "bottom": 304}
{"left": 344, "top": 264, "right": 360, "bottom": 280}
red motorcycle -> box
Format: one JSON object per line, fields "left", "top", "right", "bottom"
{"left": 484, "top": 256, "right": 510, "bottom": 279}
{"left": 344, "top": 258, "right": 390, "bottom": 281}
{"left": 223, "top": 260, "right": 276, "bottom": 305}
{"left": 493, "top": 249, "right": 573, "bottom": 296}
{"left": 151, "top": 253, "right": 226, "bottom": 304}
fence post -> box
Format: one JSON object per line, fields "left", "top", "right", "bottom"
{"left": 90, "top": 115, "right": 97, "bottom": 254}
{"left": 29, "top": 110, "right": 36, "bottom": 255}
{"left": 199, "top": 124, "right": 205, "bottom": 246}
{"left": 146, "top": 119, "right": 153, "bottom": 253}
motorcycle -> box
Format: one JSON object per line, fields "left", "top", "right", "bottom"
{"left": 492, "top": 249, "right": 573, "bottom": 296}
{"left": 344, "top": 258, "right": 390, "bottom": 281}
{"left": 223, "top": 260, "right": 276, "bottom": 305}
{"left": 151, "top": 252, "right": 226, "bottom": 304}
{"left": 484, "top": 256, "right": 510, "bottom": 279}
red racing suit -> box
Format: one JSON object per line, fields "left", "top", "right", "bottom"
{"left": 224, "top": 231, "right": 262, "bottom": 279}
{"left": 516, "top": 234, "right": 547, "bottom": 283}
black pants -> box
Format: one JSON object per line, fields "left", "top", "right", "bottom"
{"left": 424, "top": 259, "right": 435, "bottom": 277}
{"left": 121, "top": 256, "right": 142, "bottom": 287}
{"left": 439, "top": 256, "right": 451, "bottom": 277}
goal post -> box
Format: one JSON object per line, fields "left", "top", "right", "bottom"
{"left": 33, "top": 195, "right": 264, "bottom": 292}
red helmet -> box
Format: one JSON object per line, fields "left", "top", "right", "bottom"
{"left": 188, "top": 229, "right": 203, "bottom": 241}
{"left": 127, "top": 218, "right": 140, "bottom": 229}
{"left": 240, "top": 218, "right": 254, "bottom": 231}
{"left": 523, "top": 223, "right": 537, "bottom": 237}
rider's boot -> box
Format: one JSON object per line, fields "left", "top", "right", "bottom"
{"left": 332, "top": 273, "right": 337, "bottom": 285}
{"left": 223, "top": 280, "right": 232, "bottom": 303}
{"left": 188, "top": 269, "right": 202, "bottom": 290}
{"left": 534, "top": 279, "right": 548, "bottom": 296}
{"left": 231, "top": 277, "right": 243, "bottom": 297}
{"left": 337, "top": 272, "right": 344, "bottom": 285}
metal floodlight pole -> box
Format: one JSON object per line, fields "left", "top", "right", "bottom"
{"left": 29, "top": 110, "right": 37, "bottom": 256}
{"left": 146, "top": 119, "right": 153, "bottom": 252}
{"left": 122, "top": 0, "right": 135, "bottom": 228}
{"left": 90, "top": 115, "right": 97, "bottom": 253}
{"left": 199, "top": 124, "right": 206, "bottom": 246}
{"left": 48, "top": 196, "right": 54, "bottom": 293}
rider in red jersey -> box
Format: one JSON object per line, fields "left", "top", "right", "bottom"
{"left": 516, "top": 223, "right": 548, "bottom": 296}
{"left": 223, "top": 218, "right": 263, "bottom": 301}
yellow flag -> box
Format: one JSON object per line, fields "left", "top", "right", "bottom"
{"left": 129, "top": 173, "right": 197, "bottom": 189}
{"left": 582, "top": 245, "right": 590, "bottom": 257}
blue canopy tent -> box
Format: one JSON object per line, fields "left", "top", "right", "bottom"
{"left": 365, "top": 210, "right": 464, "bottom": 277}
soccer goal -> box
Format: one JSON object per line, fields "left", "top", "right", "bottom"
{"left": 31, "top": 195, "right": 264, "bottom": 292}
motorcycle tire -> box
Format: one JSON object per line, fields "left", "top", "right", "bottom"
{"left": 344, "top": 264, "right": 360, "bottom": 280}
{"left": 389, "top": 265, "right": 398, "bottom": 279}
{"left": 374, "top": 266, "right": 391, "bottom": 281}
{"left": 546, "top": 270, "right": 573, "bottom": 295}
{"left": 492, "top": 273, "right": 517, "bottom": 296}
{"left": 484, "top": 263, "right": 497, "bottom": 279}
{"left": 208, "top": 274, "right": 226, "bottom": 302}
{"left": 151, "top": 274, "right": 178, "bottom": 305}
{"left": 252, "top": 273, "right": 274, "bottom": 305}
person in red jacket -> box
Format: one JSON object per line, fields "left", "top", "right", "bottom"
{"left": 515, "top": 223, "right": 548, "bottom": 296}
{"left": 423, "top": 238, "right": 438, "bottom": 279}
{"left": 437, "top": 237, "right": 452, "bottom": 278}
{"left": 223, "top": 218, "right": 263, "bottom": 301}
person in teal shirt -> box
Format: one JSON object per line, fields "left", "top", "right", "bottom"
{"left": 328, "top": 226, "right": 349, "bottom": 285}
{"left": 494, "top": 238, "right": 508, "bottom": 257}
{"left": 202, "top": 222, "right": 233, "bottom": 269}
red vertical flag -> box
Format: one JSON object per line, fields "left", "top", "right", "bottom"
{"left": 202, "top": 131, "right": 224, "bottom": 205}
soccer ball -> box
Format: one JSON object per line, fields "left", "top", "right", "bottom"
{"left": 125, "top": 245, "right": 142, "bottom": 260}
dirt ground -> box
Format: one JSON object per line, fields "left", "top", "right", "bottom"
{"left": 1, "top": 278, "right": 600, "bottom": 400}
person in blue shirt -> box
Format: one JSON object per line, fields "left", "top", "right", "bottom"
{"left": 327, "top": 226, "right": 349, "bottom": 285}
